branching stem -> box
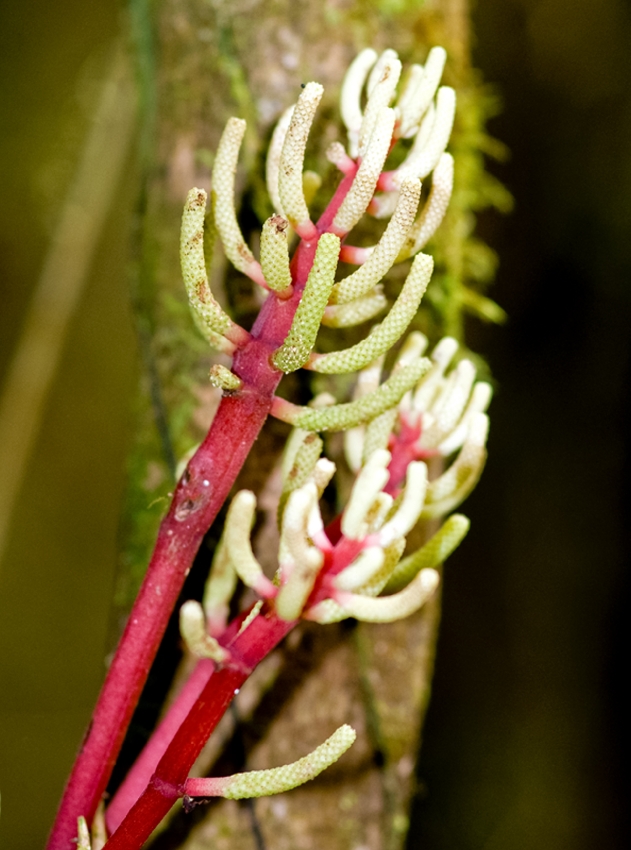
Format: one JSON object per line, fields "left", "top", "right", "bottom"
{"left": 46, "top": 163, "right": 359, "bottom": 850}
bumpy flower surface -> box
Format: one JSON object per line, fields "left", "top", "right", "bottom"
{"left": 173, "top": 45, "right": 492, "bottom": 810}
{"left": 183, "top": 45, "right": 457, "bottom": 392}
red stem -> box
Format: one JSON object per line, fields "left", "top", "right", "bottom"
{"left": 47, "top": 168, "right": 358, "bottom": 850}
{"left": 104, "top": 609, "right": 295, "bottom": 850}
{"left": 106, "top": 607, "right": 252, "bottom": 831}
{"left": 106, "top": 432, "right": 408, "bottom": 849}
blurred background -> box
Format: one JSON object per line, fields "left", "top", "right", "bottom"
{"left": 0, "top": 1, "right": 629, "bottom": 848}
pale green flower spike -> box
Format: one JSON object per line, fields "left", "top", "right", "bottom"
{"left": 386, "top": 513, "right": 470, "bottom": 593}
{"left": 281, "top": 426, "right": 312, "bottom": 481}
{"left": 331, "top": 178, "right": 422, "bottom": 304}
{"left": 237, "top": 599, "right": 264, "bottom": 637}
{"left": 398, "top": 153, "right": 454, "bottom": 260}
{"left": 282, "top": 432, "right": 324, "bottom": 493}
{"left": 272, "top": 233, "right": 340, "bottom": 373}
{"left": 333, "top": 107, "right": 396, "bottom": 235}
{"left": 358, "top": 53, "right": 402, "bottom": 158}
{"left": 341, "top": 48, "right": 379, "bottom": 157}
{"left": 341, "top": 449, "right": 391, "bottom": 539}
{"left": 394, "top": 86, "right": 456, "bottom": 185}
{"left": 224, "top": 491, "right": 277, "bottom": 598}
{"left": 422, "top": 412, "right": 489, "bottom": 518}
{"left": 76, "top": 805, "right": 106, "bottom": 850}
{"left": 274, "top": 358, "right": 431, "bottom": 432}
{"left": 202, "top": 534, "right": 237, "bottom": 636}
{"left": 211, "top": 119, "right": 266, "bottom": 287}
{"left": 278, "top": 82, "right": 323, "bottom": 239}
{"left": 321, "top": 289, "right": 388, "bottom": 328}
{"left": 354, "top": 538, "right": 406, "bottom": 597}
{"left": 343, "top": 355, "right": 386, "bottom": 471}
{"left": 397, "top": 46, "right": 447, "bottom": 138}
{"left": 260, "top": 214, "right": 293, "bottom": 295}
{"left": 209, "top": 364, "right": 243, "bottom": 392}
{"left": 279, "top": 431, "right": 324, "bottom": 522}
{"left": 266, "top": 105, "right": 294, "bottom": 215}
{"left": 180, "top": 188, "right": 247, "bottom": 348}
{"left": 77, "top": 818, "right": 91, "bottom": 850}
{"left": 308, "top": 253, "right": 433, "bottom": 375}
{"left": 362, "top": 406, "right": 398, "bottom": 461}
{"left": 303, "top": 170, "right": 323, "bottom": 205}
{"left": 179, "top": 600, "right": 230, "bottom": 663}
{"left": 187, "top": 725, "right": 356, "bottom": 800}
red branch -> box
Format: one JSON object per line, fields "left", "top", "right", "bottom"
{"left": 46, "top": 167, "right": 358, "bottom": 850}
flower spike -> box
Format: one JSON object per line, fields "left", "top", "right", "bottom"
{"left": 438, "top": 381, "right": 493, "bottom": 456}
{"left": 386, "top": 513, "right": 470, "bottom": 593}
{"left": 279, "top": 82, "right": 323, "bottom": 239}
{"left": 333, "top": 546, "right": 385, "bottom": 592}
{"left": 271, "top": 358, "right": 431, "bottom": 432}
{"left": 202, "top": 534, "right": 237, "bottom": 636}
{"left": 419, "top": 358, "right": 477, "bottom": 449}
{"left": 394, "top": 63, "right": 424, "bottom": 129}
{"left": 266, "top": 105, "right": 294, "bottom": 214}
{"left": 211, "top": 119, "right": 266, "bottom": 287}
{"left": 179, "top": 600, "right": 229, "bottom": 663}
{"left": 391, "top": 86, "right": 456, "bottom": 186}
{"left": 341, "top": 48, "right": 378, "bottom": 157}
{"left": 209, "top": 364, "right": 243, "bottom": 392}
{"left": 331, "top": 178, "right": 422, "bottom": 304}
{"left": 397, "top": 152, "right": 454, "bottom": 259}
{"left": 378, "top": 460, "right": 428, "bottom": 545}
{"left": 184, "top": 725, "right": 356, "bottom": 801}
{"left": 322, "top": 289, "right": 388, "bottom": 328}
{"left": 308, "top": 252, "right": 433, "bottom": 375}
{"left": 359, "top": 53, "right": 402, "bottom": 157}
{"left": 224, "top": 491, "right": 277, "bottom": 598}
{"left": 398, "top": 46, "right": 447, "bottom": 138}
{"left": 422, "top": 413, "right": 489, "bottom": 518}
{"left": 76, "top": 818, "right": 91, "bottom": 850}
{"left": 272, "top": 233, "right": 340, "bottom": 372}
{"left": 260, "top": 214, "right": 293, "bottom": 296}
{"left": 180, "top": 188, "right": 250, "bottom": 349}
{"left": 307, "top": 568, "right": 440, "bottom": 624}
{"left": 333, "top": 107, "right": 396, "bottom": 235}
{"left": 341, "top": 449, "right": 391, "bottom": 539}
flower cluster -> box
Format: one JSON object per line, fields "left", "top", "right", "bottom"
{"left": 60, "top": 44, "right": 492, "bottom": 850}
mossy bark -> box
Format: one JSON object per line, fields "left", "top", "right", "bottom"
{"left": 117, "top": 1, "right": 502, "bottom": 848}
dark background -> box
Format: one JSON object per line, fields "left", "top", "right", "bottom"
{"left": 0, "top": 1, "right": 629, "bottom": 848}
